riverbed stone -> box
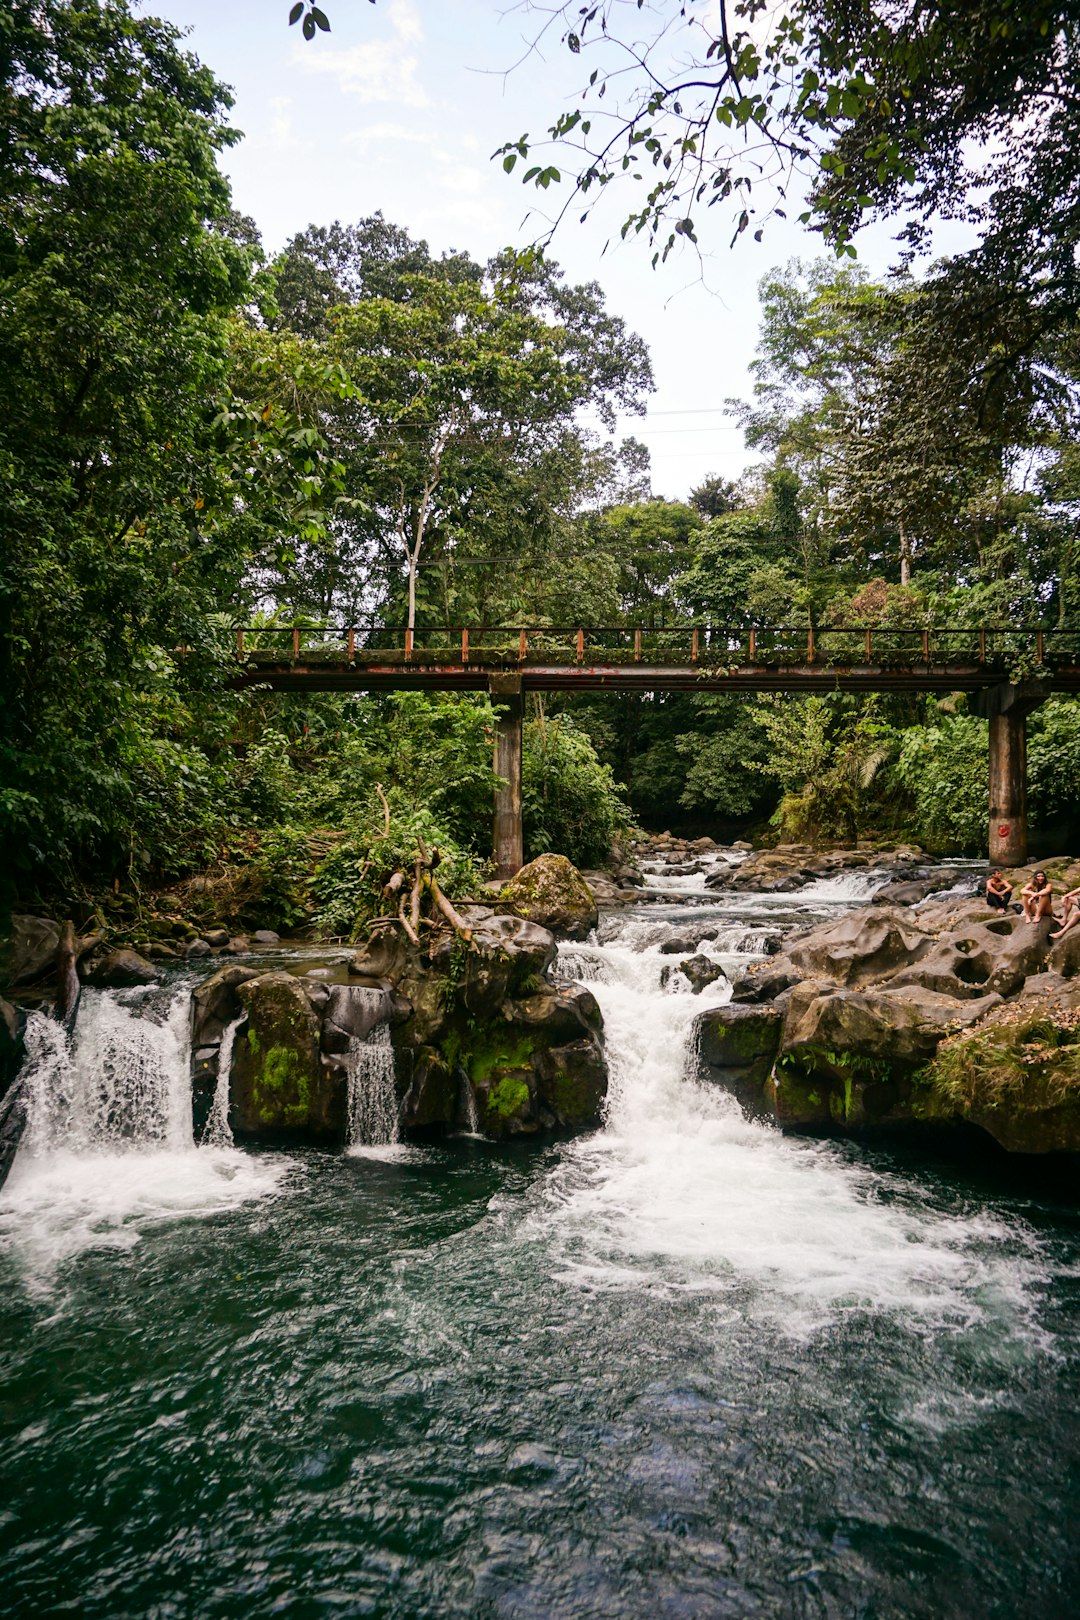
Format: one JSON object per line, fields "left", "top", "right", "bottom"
{"left": 84, "top": 948, "right": 159, "bottom": 989}
{"left": 191, "top": 963, "right": 261, "bottom": 1048}
{"left": 232, "top": 971, "right": 343, "bottom": 1142}
{"left": 498, "top": 854, "right": 598, "bottom": 940}
{"left": 2, "top": 916, "right": 60, "bottom": 988}
{"left": 694, "top": 1004, "right": 783, "bottom": 1120}
{"left": 534, "top": 1037, "right": 607, "bottom": 1128}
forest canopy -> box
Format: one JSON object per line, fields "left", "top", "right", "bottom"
{"left": 2, "top": 0, "right": 1080, "bottom": 937}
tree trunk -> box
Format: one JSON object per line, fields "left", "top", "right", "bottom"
{"left": 899, "top": 519, "right": 911, "bottom": 587}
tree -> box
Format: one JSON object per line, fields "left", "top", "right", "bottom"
{"left": 314, "top": 251, "right": 652, "bottom": 633}
{"left": 0, "top": 0, "right": 258, "bottom": 882}
{"left": 494, "top": 2, "right": 1079, "bottom": 288}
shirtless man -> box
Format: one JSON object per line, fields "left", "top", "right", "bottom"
{"left": 985, "top": 870, "right": 1012, "bottom": 911}
{"left": 1020, "top": 871, "right": 1055, "bottom": 924}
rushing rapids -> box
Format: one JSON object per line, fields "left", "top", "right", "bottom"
{"left": 0, "top": 859, "right": 1078, "bottom": 1617}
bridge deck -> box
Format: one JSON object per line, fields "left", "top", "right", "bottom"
{"left": 230, "top": 633, "right": 1080, "bottom": 696}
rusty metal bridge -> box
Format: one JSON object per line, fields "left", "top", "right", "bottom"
{"left": 229, "top": 624, "right": 1080, "bottom": 873}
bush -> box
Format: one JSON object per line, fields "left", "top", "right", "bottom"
{"left": 522, "top": 713, "right": 630, "bottom": 868}
{"left": 896, "top": 714, "right": 988, "bottom": 852}
{"left": 310, "top": 794, "right": 487, "bottom": 940}
{"left": 1028, "top": 700, "right": 1080, "bottom": 829}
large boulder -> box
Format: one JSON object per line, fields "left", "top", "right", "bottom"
{"left": 920, "top": 982, "right": 1080, "bottom": 1153}
{"left": 498, "top": 855, "right": 598, "bottom": 940}
{"left": 1, "top": 916, "right": 60, "bottom": 988}
{"left": 84, "top": 948, "right": 159, "bottom": 989}
{"left": 231, "top": 972, "right": 344, "bottom": 1142}
{"left": 349, "top": 912, "right": 606, "bottom": 1140}
{"left": 694, "top": 1003, "right": 784, "bottom": 1120}
{"left": 191, "top": 963, "right": 261, "bottom": 1049}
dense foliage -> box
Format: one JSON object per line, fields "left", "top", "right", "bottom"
{"left": 4, "top": 2, "right": 1080, "bottom": 937}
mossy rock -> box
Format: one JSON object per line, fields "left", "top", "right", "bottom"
{"left": 498, "top": 854, "right": 598, "bottom": 941}
{"left": 231, "top": 971, "right": 345, "bottom": 1143}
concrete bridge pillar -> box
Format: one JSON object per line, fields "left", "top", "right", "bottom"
{"left": 976, "top": 683, "right": 1047, "bottom": 866}
{"left": 490, "top": 674, "right": 524, "bottom": 877}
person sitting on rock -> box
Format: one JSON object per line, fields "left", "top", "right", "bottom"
{"left": 985, "top": 870, "right": 1013, "bottom": 911}
{"left": 1021, "top": 870, "right": 1055, "bottom": 923}
{"left": 1049, "top": 886, "right": 1080, "bottom": 943}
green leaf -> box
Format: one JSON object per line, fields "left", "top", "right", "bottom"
{"left": 288, "top": 2, "right": 303, "bottom": 24}
{"left": 311, "top": 6, "right": 331, "bottom": 30}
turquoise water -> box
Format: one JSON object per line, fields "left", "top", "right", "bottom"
{"left": 2, "top": 879, "right": 1079, "bottom": 1618}
{"left": 2, "top": 1141, "right": 1078, "bottom": 1619}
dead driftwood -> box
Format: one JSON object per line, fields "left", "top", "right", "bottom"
{"left": 384, "top": 836, "right": 473, "bottom": 948}
{"left": 351, "top": 785, "right": 475, "bottom": 951}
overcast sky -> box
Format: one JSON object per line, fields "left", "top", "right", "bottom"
{"left": 152, "top": 0, "right": 921, "bottom": 499}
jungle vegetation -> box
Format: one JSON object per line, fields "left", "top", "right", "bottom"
{"left": 2, "top": 0, "right": 1080, "bottom": 935}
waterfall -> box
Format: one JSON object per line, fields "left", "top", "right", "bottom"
{"left": 2, "top": 985, "right": 287, "bottom": 1285}
{"left": 345, "top": 1023, "right": 399, "bottom": 1147}
{"left": 544, "top": 885, "right": 1037, "bottom": 1337}
{"left": 21, "top": 986, "right": 192, "bottom": 1155}
{"left": 200, "top": 1014, "right": 244, "bottom": 1149}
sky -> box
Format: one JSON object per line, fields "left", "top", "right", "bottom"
{"left": 152, "top": 0, "right": 916, "bottom": 499}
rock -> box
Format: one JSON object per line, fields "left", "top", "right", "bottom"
{"left": 870, "top": 873, "right": 961, "bottom": 906}
{"left": 2, "top": 915, "right": 60, "bottom": 988}
{"left": 347, "top": 914, "right": 606, "bottom": 1141}
{"left": 320, "top": 984, "right": 394, "bottom": 1054}
{"left": 679, "top": 954, "right": 727, "bottom": 993}
{"left": 185, "top": 938, "right": 212, "bottom": 959}
{"left": 401, "top": 1046, "right": 459, "bottom": 1132}
{"left": 783, "top": 982, "right": 1001, "bottom": 1071}
{"left": 919, "top": 981, "right": 1080, "bottom": 1153}
{"left": 498, "top": 854, "right": 598, "bottom": 940}
{"left": 534, "top": 1037, "right": 607, "bottom": 1128}
{"left": 201, "top": 928, "right": 231, "bottom": 948}
{"left": 84, "top": 948, "right": 159, "bottom": 989}
{"left": 694, "top": 1003, "right": 783, "bottom": 1120}
{"left": 143, "top": 942, "right": 180, "bottom": 960}
{"left": 503, "top": 983, "right": 603, "bottom": 1044}
{"left": 191, "top": 962, "right": 261, "bottom": 1048}
{"left": 229, "top": 936, "right": 251, "bottom": 953}
{"left": 0, "top": 998, "right": 24, "bottom": 1099}
{"left": 232, "top": 972, "right": 343, "bottom": 1142}
{"left": 252, "top": 929, "right": 280, "bottom": 946}
{"left": 771, "top": 908, "right": 935, "bottom": 990}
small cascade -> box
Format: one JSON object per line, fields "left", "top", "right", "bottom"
{"left": 457, "top": 1067, "right": 481, "bottom": 1136}
{"left": 200, "top": 1014, "right": 243, "bottom": 1148}
{"left": 345, "top": 1022, "right": 399, "bottom": 1147}
{"left": 21, "top": 987, "right": 192, "bottom": 1156}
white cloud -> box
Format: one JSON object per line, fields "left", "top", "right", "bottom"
{"left": 299, "top": 0, "right": 429, "bottom": 107}
{"left": 343, "top": 121, "right": 431, "bottom": 151}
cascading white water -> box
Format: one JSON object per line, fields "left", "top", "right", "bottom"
{"left": 1, "top": 985, "right": 287, "bottom": 1287}
{"left": 22, "top": 987, "right": 193, "bottom": 1154}
{"left": 543, "top": 885, "right": 1045, "bottom": 1341}
{"left": 200, "top": 1014, "right": 244, "bottom": 1148}
{"left": 345, "top": 1023, "right": 399, "bottom": 1147}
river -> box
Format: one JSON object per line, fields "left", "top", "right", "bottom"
{"left": 1, "top": 864, "right": 1079, "bottom": 1618}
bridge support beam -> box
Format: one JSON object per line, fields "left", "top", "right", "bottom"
{"left": 975, "top": 682, "right": 1047, "bottom": 866}
{"left": 490, "top": 674, "right": 524, "bottom": 877}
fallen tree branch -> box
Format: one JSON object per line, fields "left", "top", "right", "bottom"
{"left": 429, "top": 876, "right": 473, "bottom": 943}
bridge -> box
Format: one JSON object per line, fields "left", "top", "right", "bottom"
{"left": 229, "top": 624, "right": 1080, "bottom": 874}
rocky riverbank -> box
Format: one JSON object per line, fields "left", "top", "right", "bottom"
{"left": 696, "top": 860, "right": 1080, "bottom": 1155}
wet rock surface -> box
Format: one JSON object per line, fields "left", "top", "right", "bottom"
{"left": 697, "top": 890, "right": 1080, "bottom": 1154}
{"left": 184, "top": 905, "right": 607, "bottom": 1146}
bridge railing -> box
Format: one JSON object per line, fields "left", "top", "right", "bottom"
{"left": 231, "top": 623, "right": 1080, "bottom": 668}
